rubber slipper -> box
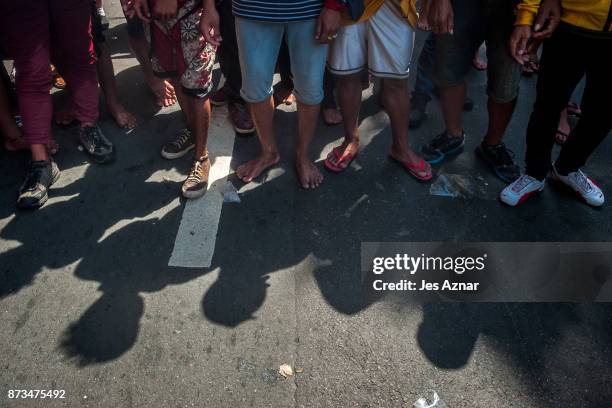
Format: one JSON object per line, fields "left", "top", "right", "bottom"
{"left": 324, "top": 146, "right": 357, "bottom": 173}
{"left": 389, "top": 156, "right": 433, "bottom": 182}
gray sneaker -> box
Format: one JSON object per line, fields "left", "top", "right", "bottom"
{"left": 161, "top": 129, "right": 195, "bottom": 159}
{"left": 17, "top": 160, "right": 61, "bottom": 209}
{"left": 78, "top": 125, "right": 116, "bottom": 164}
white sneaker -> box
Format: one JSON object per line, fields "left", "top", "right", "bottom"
{"left": 550, "top": 165, "right": 604, "bottom": 207}
{"left": 500, "top": 174, "right": 545, "bottom": 206}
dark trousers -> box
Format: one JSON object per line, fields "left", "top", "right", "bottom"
{"left": 525, "top": 24, "right": 612, "bottom": 180}
{"left": 217, "top": 0, "right": 244, "bottom": 104}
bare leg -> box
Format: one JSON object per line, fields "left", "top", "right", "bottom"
{"left": 326, "top": 73, "right": 361, "bottom": 170}
{"left": 128, "top": 36, "right": 176, "bottom": 107}
{"left": 189, "top": 96, "right": 211, "bottom": 158}
{"left": 236, "top": 96, "right": 280, "bottom": 183}
{"left": 438, "top": 83, "right": 466, "bottom": 137}
{"left": 483, "top": 97, "right": 516, "bottom": 146}
{"left": 295, "top": 101, "right": 323, "bottom": 189}
{"left": 556, "top": 107, "right": 570, "bottom": 144}
{"left": 30, "top": 144, "right": 49, "bottom": 161}
{"left": 382, "top": 78, "right": 430, "bottom": 178}
{"left": 96, "top": 42, "right": 137, "bottom": 129}
{"left": 174, "top": 81, "right": 194, "bottom": 128}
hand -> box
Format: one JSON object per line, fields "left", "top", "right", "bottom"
{"left": 315, "top": 8, "right": 341, "bottom": 44}
{"left": 532, "top": 0, "right": 561, "bottom": 39}
{"left": 427, "top": 0, "right": 454, "bottom": 35}
{"left": 121, "top": 0, "right": 136, "bottom": 19}
{"left": 153, "top": 0, "right": 178, "bottom": 22}
{"left": 200, "top": 2, "right": 222, "bottom": 46}
{"left": 509, "top": 25, "right": 532, "bottom": 65}
{"left": 133, "top": 0, "right": 151, "bottom": 22}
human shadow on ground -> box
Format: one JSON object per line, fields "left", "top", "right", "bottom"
{"left": 198, "top": 95, "right": 612, "bottom": 406}
{"left": 0, "top": 108, "right": 217, "bottom": 364}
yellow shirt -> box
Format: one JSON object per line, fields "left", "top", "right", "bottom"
{"left": 516, "top": 0, "right": 612, "bottom": 32}
{"left": 341, "top": 0, "right": 418, "bottom": 27}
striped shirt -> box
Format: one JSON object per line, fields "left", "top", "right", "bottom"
{"left": 232, "top": 0, "right": 324, "bottom": 22}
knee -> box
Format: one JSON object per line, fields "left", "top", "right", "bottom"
{"left": 293, "top": 80, "right": 323, "bottom": 105}
{"left": 241, "top": 69, "right": 273, "bottom": 103}
{"left": 292, "top": 71, "right": 324, "bottom": 105}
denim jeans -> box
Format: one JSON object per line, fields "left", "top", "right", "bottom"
{"left": 235, "top": 17, "right": 328, "bottom": 105}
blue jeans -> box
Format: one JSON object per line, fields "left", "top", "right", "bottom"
{"left": 235, "top": 17, "right": 328, "bottom": 105}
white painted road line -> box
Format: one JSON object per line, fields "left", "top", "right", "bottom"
{"left": 168, "top": 107, "right": 236, "bottom": 268}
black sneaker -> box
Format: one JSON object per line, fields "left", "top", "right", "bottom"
{"left": 421, "top": 131, "right": 465, "bottom": 164}
{"left": 476, "top": 141, "right": 520, "bottom": 183}
{"left": 161, "top": 128, "right": 194, "bottom": 159}
{"left": 409, "top": 91, "right": 431, "bottom": 129}
{"left": 17, "top": 160, "right": 60, "bottom": 209}
{"left": 78, "top": 125, "right": 116, "bottom": 164}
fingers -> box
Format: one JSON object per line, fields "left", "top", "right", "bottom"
{"left": 314, "top": 17, "right": 323, "bottom": 41}
{"left": 135, "top": 1, "right": 151, "bottom": 21}
{"left": 509, "top": 35, "right": 523, "bottom": 64}
{"left": 517, "top": 34, "right": 529, "bottom": 62}
{"left": 446, "top": 10, "right": 454, "bottom": 35}
{"left": 204, "top": 31, "right": 222, "bottom": 47}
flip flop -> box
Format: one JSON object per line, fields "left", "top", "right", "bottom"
{"left": 389, "top": 156, "right": 433, "bottom": 182}
{"left": 324, "top": 146, "right": 357, "bottom": 173}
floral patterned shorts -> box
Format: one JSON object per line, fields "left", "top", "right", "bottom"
{"left": 146, "top": 0, "right": 216, "bottom": 99}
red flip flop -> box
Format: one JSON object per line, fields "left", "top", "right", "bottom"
{"left": 324, "top": 146, "right": 357, "bottom": 173}
{"left": 389, "top": 156, "right": 433, "bottom": 182}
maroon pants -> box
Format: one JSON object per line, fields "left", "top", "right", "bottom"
{"left": 0, "top": 0, "right": 98, "bottom": 145}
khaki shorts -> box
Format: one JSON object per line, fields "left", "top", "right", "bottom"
{"left": 328, "top": 0, "right": 414, "bottom": 79}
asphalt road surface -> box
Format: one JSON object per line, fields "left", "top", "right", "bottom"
{"left": 1, "top": 3, "right": 611, "bottom": 407}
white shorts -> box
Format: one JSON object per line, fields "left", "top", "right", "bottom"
{"left": 328, "top": 0, "right": 414, "bottom": 79}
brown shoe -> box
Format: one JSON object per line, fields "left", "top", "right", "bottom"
{"left": 228, "top": 103, "right": 255, "bottom": 134}
{"left": 182, "top": 155, "right": 211, "bottom": 199}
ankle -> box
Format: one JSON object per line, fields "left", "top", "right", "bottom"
{"left": 261, "top": 148, "right": 279, "bottom": 159}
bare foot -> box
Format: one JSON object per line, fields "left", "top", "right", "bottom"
{"left": 472, "top": 53, "right": 488, "bottom": 71}
{"left": 322, "top": 107, "right": 343, "bottom": 126}
{"left": 107, "top": 102, "right": 137, "bottom": 129}
{"left": 296, "top": 156, "right": 324, "bottom": 189}
{"left": 147, "top": 75, "right": 176, "bottom": 107}
{"left": 236, "top": 152, "right": 280, "bottom": 183}
{"left": 325, "top": 138, "right": 359, "bottom": 171}
{"left": 273, "top": 87, "right": 295, "bottom": 107}
{"left": 389, "top": 145, "right": 432, "bottom": 179}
